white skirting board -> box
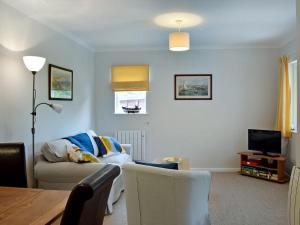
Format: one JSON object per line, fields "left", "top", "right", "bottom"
{"left": 191, "top": 168, "right": 240, "bottom": 172}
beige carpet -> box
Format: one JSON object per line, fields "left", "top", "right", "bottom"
{"left": 104, "top": 173, "right": 289, "bottom": 225}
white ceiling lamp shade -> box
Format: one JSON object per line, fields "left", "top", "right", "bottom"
{"left": 23, "top": 56, "right": 46, "bottom": 72}
{"left": 169, "top": 20, "right": 190, "bottom": 52}
{"left": 169, "top": 32, "right": 190, "bottom": 51}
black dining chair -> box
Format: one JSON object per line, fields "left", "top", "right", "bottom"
{"left": 60, "top": 164, "right": 121, "bottom": 225}
{"left": 0, "top": 143, "right": 27, "bottom": 187}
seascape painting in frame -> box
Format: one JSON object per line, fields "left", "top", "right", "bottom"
{"left": 49, "top": 64, "right": 73, "bottom": 101}
{"left": 174, "top": 74, "right": 212, "bottom": 100}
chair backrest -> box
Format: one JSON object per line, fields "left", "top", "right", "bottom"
{"left": 288, "top": 166, "right": 300, "bottom": 225}
{"left": 60, "top": 164, "right": 121, "bottom": 225}
{"left": 123, "top": 164, "right": 211, "bottom": 225}
{"left": 0, "top": 143, "right": 27, "bottom": 187}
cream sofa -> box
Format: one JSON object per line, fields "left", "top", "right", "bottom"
{"left": 123, "top": 164, "right": 211, "bottom": 225}
{"left": 34, "top": 132, "right": 132, "bottom": 214}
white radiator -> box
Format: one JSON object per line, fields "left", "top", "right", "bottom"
{"left": 115, "top": 130, "right": 146, "bottom": 160}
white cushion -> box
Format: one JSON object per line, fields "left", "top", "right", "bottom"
{"left": 101, "top": 153, "right": 132, "bottom": 165}
{"left": 41, "top": 139, "right": 73, "bottom": 162}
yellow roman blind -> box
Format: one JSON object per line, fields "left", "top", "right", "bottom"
{"left": 111, "top": 65, "right": 149, "bottom": 91}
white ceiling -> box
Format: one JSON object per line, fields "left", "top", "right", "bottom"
{"left": 1, "top": 0, "right": 296, "bottom": 51}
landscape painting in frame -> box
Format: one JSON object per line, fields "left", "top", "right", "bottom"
{"left": 174, "top": 74, "right": 212, "bottom": 100}
{"left": 49, "top": 64, "right": 73, "bottom": 101}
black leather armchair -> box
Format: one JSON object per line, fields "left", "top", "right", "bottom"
{"left": 0, "top": 143, "right": 27, "bottom": 187}
{"left": 60, "top": 164, "right": 121, "bottom": 225}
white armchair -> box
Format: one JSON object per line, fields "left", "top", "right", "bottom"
{"left": 288, "top": 166, "right": 300, "bottom": 225}
{"left": 122, "top": 164, "right": 211, "bottom": 225}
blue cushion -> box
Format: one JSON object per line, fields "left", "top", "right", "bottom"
{"left": 64, "top": 133, "right": 94, "bottom": 155}
{"left": 134, "top": 160, "right": 178, "bottom": 170}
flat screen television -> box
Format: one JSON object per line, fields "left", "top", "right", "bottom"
{"left": 248, "top": 129, "right": 281, "bottom": 155}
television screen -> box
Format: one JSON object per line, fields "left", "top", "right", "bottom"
{"left": 248, "top": 129, "right": 281, "bottom": 154}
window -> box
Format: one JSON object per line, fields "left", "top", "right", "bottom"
{"left": 111, "top": 65, "right": 149, "bottom": 115}
{"left": 289, "top": 60, "right": 297, "bottom": 132}
{"left": 115, "top": 91, "right": 147, "bottom": 114}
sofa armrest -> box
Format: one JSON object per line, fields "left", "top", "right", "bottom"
{"left": 121, "top": 144, "right": 132, "bottom": 155}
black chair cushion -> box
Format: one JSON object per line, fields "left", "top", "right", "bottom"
{"left": 135, "top": 160, "right": 179, "bottom": 170}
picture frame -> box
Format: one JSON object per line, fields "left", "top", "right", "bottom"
{"left": 174, "top": 74, "right": 212, "bottom": 100}
{"left": 48, "top": 64, "right": 73, "bottom": 101}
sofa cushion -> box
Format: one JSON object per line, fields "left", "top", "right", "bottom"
{"left": 41, "top": 139, "right": 72, "bottom": 162}
{"left": 100, "top": 153, "right": 132, "bottom": 166}
{"left": 64, "top": 133, "right": 94, "bottom": 154}
{"left": 134, "top": 160, "right": 178, "bottom": 170}
{"left": 35, "top": 154, "right": 130, "bottom": 183}
{"left": 35, "top": 157, "right": 106, "bottom": 183}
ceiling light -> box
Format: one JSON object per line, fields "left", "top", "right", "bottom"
{"left": 169, "top": 20, "right": 190, "bottom": 51}
{"left": 154, "top": 12, "right": 203, "bottom": 28}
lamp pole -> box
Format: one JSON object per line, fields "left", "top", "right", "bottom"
{"left": 31, "top": 92, "right": 61, "bottom": 186}
{"left": 31, "top": 71, "right": 37, "bottom": 186}
{"left": 23, "top": 56, "right": 62, "bottom": 188}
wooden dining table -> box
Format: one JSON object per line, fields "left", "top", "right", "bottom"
{"left": 0, "top": 186, "right": 70, "bottom": 225}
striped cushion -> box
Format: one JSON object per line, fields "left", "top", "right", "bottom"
{"left": 288, "top": 166, "right": 300, "bottom": 225}
{"left": 93, "top": 136, "right": 124, "bottom": 157}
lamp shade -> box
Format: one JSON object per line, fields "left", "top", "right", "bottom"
{"left": 50, "top": 104, "right": 63, "bottom": 113}
{"left": 23, "top": 56, "right": 46, "bottom": 72}
{"left": 169, "top": 32, "right": 190, "bottom": 51}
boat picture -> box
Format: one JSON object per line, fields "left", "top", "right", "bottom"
{"left": 116, "top": 91, "right": 146, "bottom": 114}
{"left": 122, "top": 105, "right": 141, "bottom": 113}
{"left": 174, "top": 74, "right": 212, "bottom": 100}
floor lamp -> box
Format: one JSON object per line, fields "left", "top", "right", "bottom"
{"left": 23, "top": 56, "right": 63, "bottom": 186}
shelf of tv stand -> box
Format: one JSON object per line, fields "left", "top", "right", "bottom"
{"left": 238, "top": 151, "right": 288, "bottom": 183}
{"left": 245, "top": 165, "right": 278, "bottom": 171}
{"left": 239, "top": 151, "right": 287, "bottom": 160}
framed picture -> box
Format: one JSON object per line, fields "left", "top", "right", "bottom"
{"left": 48, "top": 64, "right": 73, "bottom": 101}
{"left": 174, "top": 74, "right": 212, "bottom": 100}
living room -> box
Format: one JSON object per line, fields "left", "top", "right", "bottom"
{"left": 0, "top": 0, "right": 299, "bottom": 225}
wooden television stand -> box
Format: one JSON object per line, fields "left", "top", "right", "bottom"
{"left": 238, "top": 151, "right": 288, "bottom": 183}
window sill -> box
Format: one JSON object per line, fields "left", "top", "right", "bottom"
{"left": 113, "top": 113, "right": 148, "bottom": 115}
